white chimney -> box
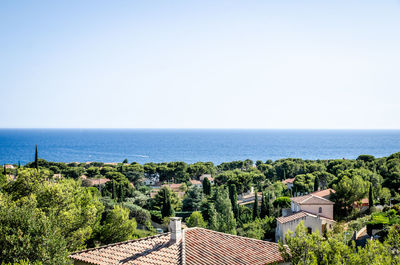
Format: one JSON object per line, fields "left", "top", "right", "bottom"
{"left": 168, "top": 217, "right": 182, "bottom": 243}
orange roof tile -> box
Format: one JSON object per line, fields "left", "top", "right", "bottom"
{"left": 277, "top": 211, "right": 308, "bottom": 224}
{"left": 290, "top": 194, "right": 334, "bottom": 205}
{"left": 70, "top": 233, "right": 182, "bottom": 265}
{"left": 70, "top": 228, "right": 284, "bottom": 265}
{"left": 185, "top": 228, "right": 284, "bottom": 265}
{"left": 311, "top": 189, "right": 335, "bottom": 198}
{"left": 282, "top": 177, "right": 295, "bottom": 184}
{"left": 277, "top": 210, "right": 334, "bottom": 224}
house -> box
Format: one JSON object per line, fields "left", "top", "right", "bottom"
{"left": 84, "top": 178, "right": 110, "bottom": 186}
{"left": 189, "top": 179, "right": 202, "bottom": 187}
{"left": 70, "top": 218, "right": 288, "bottom": 265}
{"left": 282, "top": 177, "right": 295, "bottom": 190}
{"left": 143, "top": 178, "right": 156, "bottom": 186}
{"left": 276, "top": 193, "right": 335, "bottom": 243}
{"left": 310, "top": 188, "right": 335, "bottom": 200}
{"left": 199, "top": 174, "right": 214, "bottom": 184}
{"left": 4, "top": 164, "right": 15, "bottom": 169}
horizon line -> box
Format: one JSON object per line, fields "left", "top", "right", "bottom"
{"left": 1, "top": 128, "right": 400, "bottom": 130}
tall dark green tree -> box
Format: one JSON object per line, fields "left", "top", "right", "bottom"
{"left": 314, "top": 175, "right": 320, "bottom": 192}
{"left": 3, "top": 165, "right": 6, "bottom": 176}
{"left": 203, "top": 177, "right": 211, "bottom": 196}
{"left": 253, "top": 189, "right": 259, "bottom": 220}
{"left": 34, "top": 145, "right": 39, "bottom": 170}
{"left": 18, "top": 161, "right": 21, "bottom": 169}
{"left": 112, "top": 181, "right": 117, "bottom": 200}
{"left": 119, "top": 183, "right": 125, "bottom": 202}
{"left": 229, "top": 184, "right": 239, "bottom": 218}
{"left": 369, "top": 183, "right": 374, "bottom": 209}
{"left": 266, "top": 193, "right": 273, "bottom": 217}
{"left": 161, "top": 189, "right": 174, "bottom": 217}
{"left": 260, "top": 192, "right": 268, "bottom": 218}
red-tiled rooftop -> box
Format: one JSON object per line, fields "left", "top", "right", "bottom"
{"left": 276, "top": 211, "right": 308, "bottom": 224}
{"left": 69, "top": 233, "right": 182, "bottom": 265}
{"left": 290, "top": 194, "right": 334, "bottom": 205}
{"left": 185, "top": 228, "right": 284, "bottom": 265}
{"left": 277, "top": 210, "right": 334, "bottom": 224}
{"left": 311, "top": 188, "right": 335, "bottom": 198}
{"left": 282, "top": 177, "right": 295, "bottom": 184}
{"left": 70, "top": 228, "right": 284, "bottom": 265}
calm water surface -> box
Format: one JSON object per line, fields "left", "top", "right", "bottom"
{"left": 0, "top": 129, "right": 399, "bottom": 165}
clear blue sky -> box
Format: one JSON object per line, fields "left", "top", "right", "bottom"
{"left": 1, "top": 0, "right": 399, "bottom": 129}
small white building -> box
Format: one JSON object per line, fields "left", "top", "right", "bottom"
{"left": 282, "top": 177, "right": 295, "bottom": 190}
{"left": 276, "top": 192, "right": 335, "bottom": 243}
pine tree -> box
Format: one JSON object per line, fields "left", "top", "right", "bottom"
{"left": 18, "top": 161, "right": 21, "bottom": 169}
{"left": 369, "top": 183, "right": 374, "bottom": 208}
{"left": 260, "top": 192, "right": 268, "bottom": 218}
{"left": 203, "top": 177, "right": 211, "bottom": 196}
{"left": 314, "top": 176, "right": 320, "bottom": 192}
{"left": 3, "top": 165, "right": 6, "bottom": 176}
{"left": 229, "top": 184, "right": 239, "bottom": 218}
{"left": 34, "top": 145, "right": 39, "bottom": 170}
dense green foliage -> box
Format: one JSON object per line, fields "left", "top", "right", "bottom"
{"left": 279, "top": 221, "right": 400, "bottom": 265}
{"left": 2, "top": 149, "right": 400, "bottom": 263}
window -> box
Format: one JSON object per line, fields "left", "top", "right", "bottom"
{"left": 318, "top": 207, "right": 322, "bottom": 213}
{"left": 307, "top": 227, "right": 312, "bottom": 234}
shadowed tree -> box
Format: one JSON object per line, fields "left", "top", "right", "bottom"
{"left": 253, "top": 188, "right": 259, "bottom": 220}
{"left": 34, "top": 145, "right": 39, "bottom": 170}
{"left": 203, "top": 177, "right": 211, "bottom": 196}
{"left": 229, "top": 184, "right": 239, "bottom": 218}
{"left": 369, "top": 183, "right": 374, "bottom": 209}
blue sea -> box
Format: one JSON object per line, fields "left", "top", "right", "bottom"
{"left": 0, "top": 129, "right": 400, "bottom": 165}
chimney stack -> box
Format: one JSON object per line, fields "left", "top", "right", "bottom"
{"left": 169, "top": 217, "right": 182, "bottom": 243}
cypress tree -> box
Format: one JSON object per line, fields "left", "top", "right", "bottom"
{"left": 121, "top": 183, "right": 125, "bottom": 202}
{"left": 260, "top": 192, "right": 267, "bottom": 218}
{"left": 253, "top": 188, "right": 259, "bottom": 220}
{"left": 34, "top": 145, "right": 39, "bottom": 170}
{"left": 207, "top": 203, "right": 218, "bottom": 230}
{"left": 266, "top": 193, "right": 272, "bottom": 217}
{"left": 161, "top": 189, "right": 174, "bottom": 218}
{"left": 18, "top": 161, "right": 20, "bottom": 169}
{"left": 229, "top": 184, "right": 239, "bottom": 218}
{"left": 3, "top": 165, "right": 6, "bottom": 176}
{"left": 203, "top": 177, "right": 211, "bottom": 196}
{"left": 369, "top": 183, "right": 374, "bottom": 209}
{"left": 112, "top": 181, "right": 117, "bottom": 200}
{"left": 314, "top": 176, "right": 320, "bottom": 192}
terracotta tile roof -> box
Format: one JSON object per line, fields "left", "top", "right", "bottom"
{"left": 184, "top": 228, "right": 284, "bottom": 265}
{"left": 70, "top": 228, "right": 284, "bottom": 265}
{"left": 290, "top": 194, "right": 334, "bottom": 205}
{"left": 69, "top": 233, "right": 182, "bottom": 265}
{"left": 282, "top": 177, "right": 295, "bottom": 184}
{"left": 277, "top": 210, "right": 334, "bottom": 224}
{"left": 189, "top": 179, "right": 202, "bottom": 185}
{"left": 277, "top": 211, "right": 308, "bottom": 224}
{"left": 86, "top": 178, "right": 110, "bottom": 186}
{"left": 311, "top": 189, "right": 335, "bottom": 199}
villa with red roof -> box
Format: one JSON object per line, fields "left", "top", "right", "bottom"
{"left": 70, "top": 218, "right": 288, "bottom": 265}
{"left": 276, "top": 189, "right": 336, "bottom": 243}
